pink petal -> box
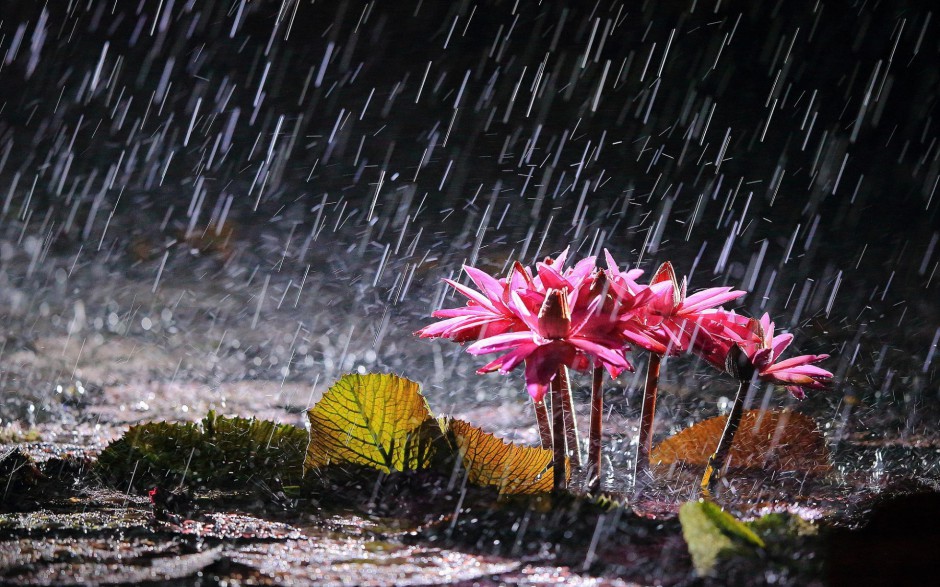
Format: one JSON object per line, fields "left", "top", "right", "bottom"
{"left": 767, "top": 354, "right": 831, "bottom": 373}
{"left": 660, "top": 321, "right": 688, "bottom": 351}
{"left": 602, "top": 359, "right": 627, "bottom": 379}
{"left": 570, "top": 294, "right": 606, "bottom": 335}
{"left": 566, "top": 256, "right": 597, "bottom": 285}
{"left": 458, "top": 320, "right": 514, "bottom": 340}
{"left": 415, "top": 316, "right": 483, "bottom": 338}
{"left": 758, "top": 313, "right": 775, "bottom": 347}
{"left": 536, "top": 262, "right": 569, "bottom": 291}
{"left": 432, "top": 306, "right": 496, "bottom": 319}
{"left": 466, "top": 331, "right": 536, "bottom": 355}
{"left": 631, "top": 281, "right": 667, "bottom": 307}
{"left": 680, "top": 287, "right": 746, "bottom": 314}
{"left": 786, "top": 386, "right": 806, "bottom": 400}
{"left": 509, "top": 263, "right": 534, "bottom": 290}
{"left": 567, "top": 337, "right": 632, "bottom": 372}
{"left": 762, "top": 371, "right": 829, "bottom": 388}
{"left": 510, "top": 290, "right": 541, "bottom": 332}
{"left": 770, "top": 333, "right": 794, "bottom": 359}
{"left": 624, "top": 268, "right": 645, "bottom": 282}
{"left": 644, "top": 281, "right": 678, "bottom": 317}
{"left": 700, "top": 310, "right": 752, "bottom": 340}
{"left": 765, "top": 363, "right": 833, "bottom": 379}
{"left": 604, "top": 249, "right": 620, "bottom": 274}
{"left": 523, "top": 348, "right": 567, "bottom": 401}
{"left": 463, "top": 265, "right": 505, "bottom": 304}
{"left": 751, "top": 347, "right": 773, "bottom": 370}
{"left": 476, "top": 345, "right": 534, "bottom": 374}
{"left": 548, "top": 247, "right": 570, "bottom": 269}
{"left": 526, "top": 381, "right": 550, "bottom": 402}
{"left": 621, "top": 327, "right": 669, "bottom": 354}
{"left": 443, "top": 278, "right": 498, "bottom": 313}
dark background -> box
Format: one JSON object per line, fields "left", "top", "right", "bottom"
{"left": 1, "top": 1, "right": 937, "bottom": 452}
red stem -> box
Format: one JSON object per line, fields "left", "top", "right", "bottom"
{"left": 550, "top": 369, "right": 568, "bottom": 491}
{"left": 634, "top": 353, "right": 662, "bottom": 488}
{"left": 557, "top": 366, "right": 581, "bottom": 467}
{"left": 533, "top": 398, "right": 552, "bottom": 449}
{"left": 588, "top": 366, "right": 604, "bottom": 492}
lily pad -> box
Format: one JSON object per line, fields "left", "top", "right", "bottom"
{"left": 447, "top": 418, "right": 561, "bottom": 494}
{"left": 305, "top": 373, "right": 445, "bottom": 474}
{"left": 652, "top": 409, "right": 830, "bottom": 475}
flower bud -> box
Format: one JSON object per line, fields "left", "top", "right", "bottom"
{"left": 538, "top": 289, "right": 571, "bottom": 339}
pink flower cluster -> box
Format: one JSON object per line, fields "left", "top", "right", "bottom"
{"left": 417, "top": 249, "right": 832, "bottom": 401}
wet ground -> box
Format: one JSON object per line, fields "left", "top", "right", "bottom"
{"left": 2, "top": 228, "right": 938, "bottom": 585}
{"left": 3, "top": 0, "right": 940, "bottom": 584}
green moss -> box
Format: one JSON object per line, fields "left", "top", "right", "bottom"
{"left": 680, "top": 500, "right": 761, "bottom": 576}
{"left": 95, "top": 411, "right": 308, "bottom": 491}
{"left": 0, "top": 426, "right": 43, "bottom": 444}
{"left": 680, "top": 501, "right": 823, "bottom": 579}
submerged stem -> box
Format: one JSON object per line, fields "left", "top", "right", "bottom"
{"left": 634, "top": 353, "right": 662, "bottom": 491}
{"left": 700, "top": 378, "right": 749, "bottom": 494}
{"left": 557, "top": 366, "right": 581, "bottom": 467}
{"left": 533, "top": 398, "right": 552, "bottom": 450}
{"left": 550, "top": 369, "right": 568, "bottom": 491}
{"left": 588, "top": 366, "right": 604, "bottom": 492}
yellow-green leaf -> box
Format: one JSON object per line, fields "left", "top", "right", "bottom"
{"left": 305, "top": 373, "right": 442, "bottom": 473}
{"left": 448, "top": 419, "right": 562, "bottom": 494}
{"left": 679, "top": 500, "right": 765, "bottom": 576}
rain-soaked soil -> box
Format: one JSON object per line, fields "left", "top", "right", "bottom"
{"left": 2, "top": 244, "right": 938, "bottom": 585}
{"left": 3, "top": 0, "right": 940, "bottom": 584}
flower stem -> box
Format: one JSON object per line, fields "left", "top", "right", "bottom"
{"left": 587, "top": 366, "right": 604, "bottom": 492}
{"left": 550, "top": 369, "right": 568, "bottom": 491}
{"left": 634, "top": 353, "right": 662, "bottom": 490}
{"left": 557, "top": 366, "right": 581, "bottom": 467}
{"left": 533, "top": 398, "right": 552, "bottom": 449}
{"left": 700, "top": 378, "right": 749, "bottom": 494}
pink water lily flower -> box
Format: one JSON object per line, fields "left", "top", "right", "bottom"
{"left": 467, "top": 285, "right": 632, "bottom": 402}
{"left": 701, "top": 312, "right": 833, "bottom": 399}
{"left": 418, "top": 251, "right": 633, "bottom": 401}
{"left": 584, "top": 265, "right": 674, "bottom": 355}
{"left": 603, "top": 249, "right": 646, "bottom": 295}
{"left": 613, "top": 260, "right": 747, "bottom": 356}
{"left": 416, "top": 248, "right": 597, "bottom": 342}
{"left": 415, "top": 264, "right": 523, "bottom": 343}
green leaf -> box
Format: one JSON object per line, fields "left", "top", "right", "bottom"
{"left": 679, "top": 500, "right": 765, "bottom": 576}
{"left": 96, "top": 411, "right": 308, "bottom": 490}
{"left": 447, "top": 418, "right": 561, "bottom": 495}
{"left": 305, "top": 373, "right": 445, "bottom": 473}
